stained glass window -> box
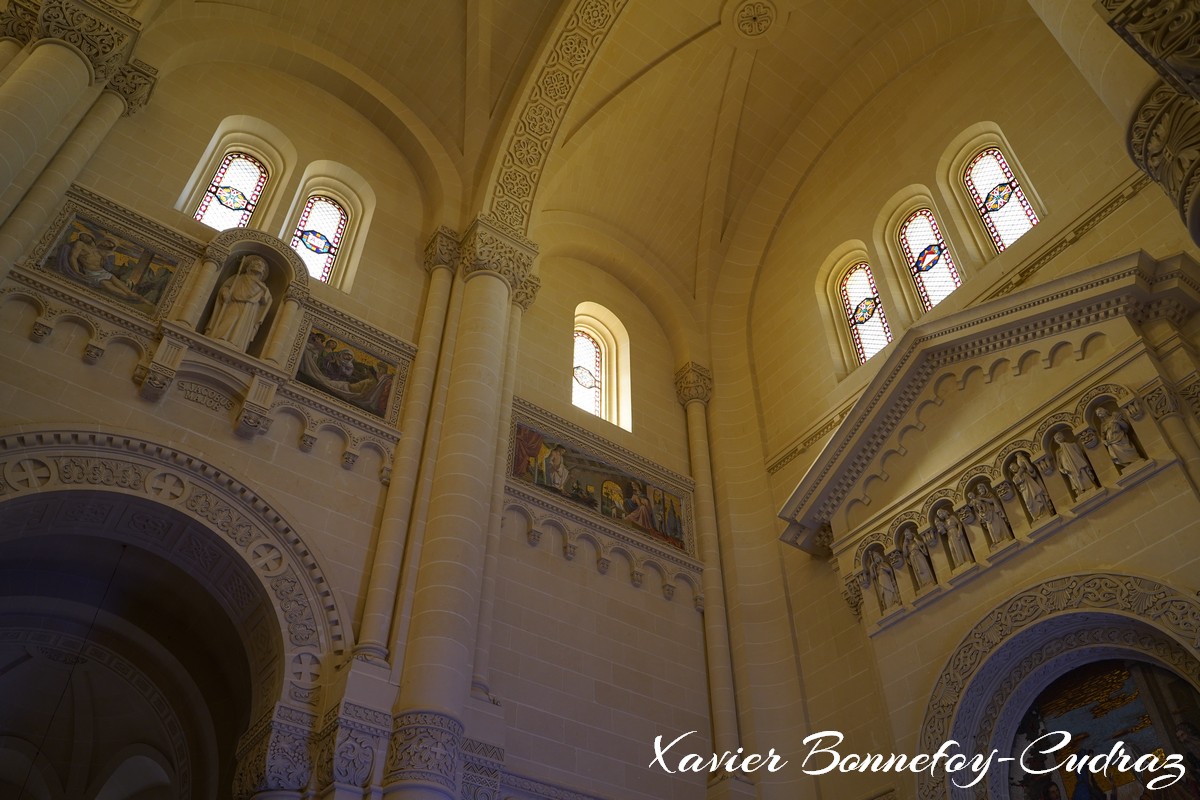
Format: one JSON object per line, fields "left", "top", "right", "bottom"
{"left": 840, "top": 262, "right": 892, "bottom": 365}
{"left": 900, "top": 208, "right": 961, "bottom": 311}
{"left": 194, "top": 152, "right": 268, "bottom": 230}
{"left": 572, "top": 329, "right": 602, "bottom": 416}
{"left": 964, "top": 147, "right": 1038, "bottom": 252}
{"left": 290, "top": 195, "right": 348, "bottom": 282}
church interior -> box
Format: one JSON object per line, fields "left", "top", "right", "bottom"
{"left": 3, "top": 0, "right": 1200, "bottom": 798}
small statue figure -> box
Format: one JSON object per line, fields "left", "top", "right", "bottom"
{"left": 969, "top": 484, "right": 1011, "bottom": 546}
{"left": 937, "top": 507, "right": 973, "bottom": 568}
{"left": 1096, "top": 407, "right": 1141, "bottom": 470}
{"left": 870, "top": 549, "right": 900, "bottom": 610}
{"left": 1010, "top": 454, "right": 1053, "bottom": 520}
{"left": 1053, "top": 430, "right": 1099, "bottom": 496}
{"left": 902, "top": 528, "right": 935, "bottom": 590}
{"left": 206, "top": 254, "right": 273, "bottom": 352}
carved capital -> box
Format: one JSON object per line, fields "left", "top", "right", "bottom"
{"left": 106, "top": 57, "right": 156, "bottom": 115}
{"left": 458, "top": 214, "right": 537, "bottom": 290}
{"left": 314, "top": 721, "right": 377, "bottom": 791}
{"left": 38, "top": 0, "right": 139, "bottom": 81}
{"left": 1143, "top": 377, "right": 1182, "bottom": 419}
{"left": 674, "top": 361, "right": 713, "bottom": 406}
{"left": 842, "top": 573, "right": 864, "bottom": 620}
{"left": 1129, "top": 81, "right": 1200, "bottom": 240}
{"left": 424, "top": 225, "right": 459, "bottom": 272}
{"left": 138, "top": 362, "right": 175, "bottom": 401}
{"left": 1101, "top": 0, "right": 1200, "bottom": 102}
{"left": 0, "top": 0, "right": 39, "bottom": 44}
{"left": 384, "top": 711, "right": 463, "bottom": 794}
{"left": 233, "top": 711, "right": 315, "bottom": 799}
{"left": 511, "top": 273, "right": 540, "bottom": 311}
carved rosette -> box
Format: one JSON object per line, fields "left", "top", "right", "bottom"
{"left": 0, "top": 0, "right": 38, "bottom": 44}
{"left": 384, "top": 711, "right": 463, "bottom": 795}
{"left": 458, "top": 215, "right": 537, "bottom": 291}
{"left": 38, "top": 0, "right": 139, "bottom": 82}
{"left": 1102, "top": 0, "right": 1200, "bottom": 101}
{"left": 512, "top": 273, "right": 541, "bottom": 311}
{"left": 674, "top": 361, "right": 713, "bottom": 406}
{"left": 106, "top": 57, "right": 156, "bottom": 115}
{"left": 1128, "top": 81, "right": 1200, "bottom": 241}
{"left": 423, "top": 225, "right": 459, "bottom": 272}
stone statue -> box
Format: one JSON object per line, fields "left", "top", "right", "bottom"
{"left": 1053, "top": 430, "right": 1098, "bottom": 496}
{"left": 902, "top": 528, "right": 935, "bottom": 590}
{"left": 1010, "top": 454, "right": 1052, "bottom": 520}
{"left": 936, "top": 507, "right": 972, "bottom": 569}
{"left": 206, "top": 254, "right": 273, "bottom": 352}
{"left": 870, "top": 549, "right": 900, "bottom": 610}
{"left": 1096, "top": 407, "right": 1140, "bottom": 469}
{"left": 968, "top": 484, "right": 1011, "bottom": 545}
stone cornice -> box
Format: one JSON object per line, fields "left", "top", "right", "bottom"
{"left": 778, "top": 250, "right": 1200, "bottom": 550}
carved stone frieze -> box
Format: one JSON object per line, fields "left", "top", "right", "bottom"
{"left": 314, "top": 716, "right": 378, "bottom": 791}
{"left": 0, "top": 0, "right": 38, "bottom": 43}
{"left": 1101, "top": 0, "right": 1200, "bottom": 101}
{"left": 459, "top": 214, "right": 537, "bottom": 290}
{"left": 488, "top": 0, "right": 629, "bottom": 233}
{"left": 384, "top": 711, "right": 463, "bottom": 794}
{"left": 1142, "top": 377, "right": 1182, "bottom": 418}
{"left": 462, "top": 737, "right": 504, "bottom": 800}
{"left": 674, "top": 361, "right": 713, "bottom": 406}
{"left": 106, "top": 57, "right": 156, "bottom": 115}
{"left": 423, "top": 225, "right": 459, "bottom": 271}
{"left": 37, "top": 0, "right": 139, "bottom": 81}
{"left": 1129, "top": 81, "right": 1200, "bottom": 238}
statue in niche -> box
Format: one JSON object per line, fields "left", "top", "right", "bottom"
{"left": 869, "top": 549, "right": 900, "bottom": 610}
{"left": 1096, "top": 407, "right": 1141, "bottom": 470}
{"left": 902, "top": 528, "right": 935, "bottom": 590}
{"left": 1052, "top": 430, "right": 1099, "bottom": 496}
{"left": 968, "top": 484, "right": 1011, "bottom": 546}
{"left": 936, "top": 507, "right": 973, "bottom": 569}
{"left": 1009, "top": 453, "right": 1053, "bottom": 521}
{"left": 206, "top": 254, "right": 273, "bottom": 352}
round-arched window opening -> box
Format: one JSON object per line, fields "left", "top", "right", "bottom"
{"left": 1007, "top": 660, "right": 1200, "bottom": 800}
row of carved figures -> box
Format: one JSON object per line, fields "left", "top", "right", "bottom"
{"left": 853, "top": 393, "right": 1148, "bottom": 618}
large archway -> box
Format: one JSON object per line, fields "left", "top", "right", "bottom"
{"left": 918, "top": 573, "right": 1200, "bottom": 800}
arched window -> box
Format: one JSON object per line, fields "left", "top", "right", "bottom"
{"left": 572, "top": 329, "right": 603, "bottom": 416}
{"left": 572, "top": 303, "right": 631, "bottom": 430}
{"left": 963, "top": 147, "right": 1038, "bottom": 252}
{"left": 899, "top": 208, "right": 961, "bottom": 311}
{"left": 289, "top": 195, "right": 348, "bottom": 282}
{"left": 840, "top": 262, "right": 892, "bottom": 365}
{"left": 193, "top": 151, "right": 269, "bottom": 230}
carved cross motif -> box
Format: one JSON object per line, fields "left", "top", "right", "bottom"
{"left": 250, "top": 542, "right": 284, "bottom": 573}
{"left": 9, "top": 458, "right": 51, "bottom": 489}
{"left": 148, "top": 471, "right": 185, "bottom": 500}
{"left": 291, "top": 652, "right": 320, "bottom": 683}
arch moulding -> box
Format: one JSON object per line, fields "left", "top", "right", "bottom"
{"left": 918, "top": 572, "right": 1200, "bottom": 800}
{"left": 0, "top": 427, "right": 347, "bottom": 661}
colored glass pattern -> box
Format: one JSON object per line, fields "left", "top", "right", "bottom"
{"left": 840, "top": 262, "right": 891, "bottom": 364}
{"left": 290, "top": 195, "right": 348, "bottom": 282}
{"left": 899, "top": 208, "right": 961, "bottom": 311}
{"left": 964, "top": 148, "right": 1038, "bottom": 252}
{"left": 194, "top": 152, "right": 268, "bottom": 230}
{"left": 572, "top": 329, "right": 602, "bottom": 415}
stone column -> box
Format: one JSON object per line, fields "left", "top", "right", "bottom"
{"left": 1143, "top": 377, "right": 1200, "bottom": 491}
{"left": 0, "top": 58, "right": 154, "bottom": 274}
{"left": 384, "top": 216, "right": 535, "bottom": 800}
{"left": 173, "top": 246, "right": 224, "bottom": 330}
{"left": 470, "top": 272, "right": 538, "bottom": 699}
{"left": 354, "top": 227, "right": 458, "bottom": 662}
{"left": 0, "top": 2, "right": 137, "bottom": 224}
{"left": 674, "top": 362, "right": 741, "bottom": 760}
{"left": 261, "top": 285, "right": 303, "bottom": 366}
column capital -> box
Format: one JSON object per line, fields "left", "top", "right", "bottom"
{"left": 0, "top": 0, "right": 38, "bottom": 44}
{"left": 1142, "top": 376, "right": 1182, "bottom": 419}
{"left": 511, "top": 273, "right": 540, "bottom": 311}
{"left": 384, "top": 710, "right": 463, "bottom": 796}
{"left": 1129, "top": 80, "right": 1200, "bottom": 241}
{"left": 38, "top": 0, "right": 139, "bottom": 81}
{"left": 458, "top": 213, "right": 537, "bottom": 290}
{"left": 105, "top": 57, "right": 156, "bottom": 115}
{"left": 423, "top": 225, "right": 459, "bottom": 272}
{"left": 1100, "top": 0, "right": 1200, "bottom": 102}
{"left": 675, "top": 361, "right": 713, "bottom": 406}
